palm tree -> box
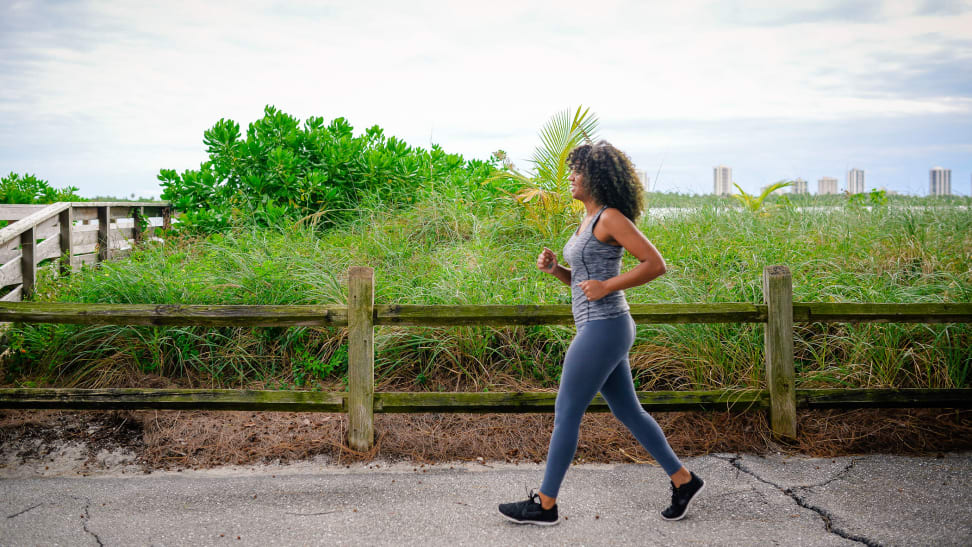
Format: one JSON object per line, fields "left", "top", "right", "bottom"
{"left": 496, "top": 106, "right": 599, "bottom": 235}
{"left": 732, "top": 180, "right": 793, "bottom": 212}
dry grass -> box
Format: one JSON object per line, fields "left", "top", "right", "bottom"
{"left": 2, "top": 407, "right": 969, "bottom": 472}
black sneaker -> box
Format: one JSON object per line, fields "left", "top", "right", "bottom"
{"left": 661, "top": 472, "right": 705, "bottom": 521}
{"left": 498, "top": 489, "right": 560, "bottom": 526}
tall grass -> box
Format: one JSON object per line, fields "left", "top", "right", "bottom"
{"left": 3, "top": 195, "right": 969, "bottom": 392}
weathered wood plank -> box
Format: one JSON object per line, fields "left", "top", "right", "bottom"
{"left": 0, "top": 302, "right": 350, "bottom": 326}
{"left": 0, "top": 387, "right": 966, "bottom": 413}
{"left": 348, "top": 267, "right": 375, "bottom": 451}
{"left": 132, "top": 207, "right": 143, "bottom": 246}
{"left": 73, "top": 227, "right": 132, "bottom": 251}
{"left": 0, "top": 203, "right": 69, "bottom": 246}
{"left": 19, "top": 226, "right": 35, "bottom": 297}
{"left": 1, "top": 285, "right": 23, "bottom": 302}
{"left": 0, "top": 388, "right": 346, "bottom": 411}
{"left": 59, "top": 208, "right": 73, "bottom": 276}
{"left": 0, "top": 204, "right": 48, "bottom": 221}
{"left": 375, "top": 303, "right": 767, "bottom": 326}
{"left": 73, "top": 252, "right": 97, "bottom": 270}
{"left": 69, "top": 201, "right": 171, "bottom": 208}
{"left": 764, "top": 265, "right": 796, "bottom": 439}
{"left": 73, "top": 228, "right": 99, "bottom": 248}
{"left": 796, "top": 388, "right": 972, "bottom": 409}
{"left": 71, "top": 207, "right": 99, "bottom": 221}
{"left": 0, "top": 251, "right": 18, "bottom": 265}
{"left": 0, "top": 237, "right": 18, "bottom": 264}
{"left": 108, "top": 206, "right": 133, "bottom": 220}
{"left": 97, "top": 206, "right": 109, "bottom": 262}
{"left": 35, "top": 236, "right": 61, "bottom": 262}
{"left": 36, "top": 214, "right": 59, "bottom": 238}
{"left": 375, "top": 390, "right": 770, "bottom": 413}
{"left": 794, "top": 303, "right": 972, "bottom": 324}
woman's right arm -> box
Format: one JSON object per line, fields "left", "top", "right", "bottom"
{"left": 537, "top": 247, "right": 571, "bottom": 286}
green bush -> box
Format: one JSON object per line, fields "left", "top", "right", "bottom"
{"left": 158, "top": 105, "right": 518, "bottom": 231}
{"left": 0, "top": 172, "right": 83, "bottom": 204}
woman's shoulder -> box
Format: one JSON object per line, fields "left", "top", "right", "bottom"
{"left": 598, "top": 207, "right": 632, "bottom": 226}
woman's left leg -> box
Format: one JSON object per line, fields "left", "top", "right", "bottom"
{"left": 538, "top": 316, "right": 636, "bottom": 500}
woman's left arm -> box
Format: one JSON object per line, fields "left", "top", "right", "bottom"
{"left": 578, "top": 208, "right": 667, "bottom": 301}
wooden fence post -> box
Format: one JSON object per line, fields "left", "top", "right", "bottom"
{"left": 58, "top": 207, "right": 73, "bottom": 275}
{"left": 763, "top": 265, "right": 797, "bottom": 439}
{"left": 97, "top": 206, "right": 110, "bottom": 263}
{"left": 20, "top": 225, "right": 35, "bottom": 297}
{"left": 132, "top": 207, "right": 143, "bottom": 246}
{"left": 348, "top": 267, "right": 375, "bottom": 451}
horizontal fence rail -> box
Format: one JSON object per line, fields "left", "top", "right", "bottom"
{"left": 2, "top": 302, "right": 969, "bottom": 327}
{"left": 1, "top": 266, "right": 970, "bottom": 449}
{"left": 1, "top": 388, "right": 969, "bottom": 413}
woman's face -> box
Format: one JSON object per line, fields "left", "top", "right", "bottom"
{"left": 568, "top": 168, "right": 588, "bottom": 200}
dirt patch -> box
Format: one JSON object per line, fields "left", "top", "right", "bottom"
{"left": 2, "top": 408, "right": 969, "bottom": 475}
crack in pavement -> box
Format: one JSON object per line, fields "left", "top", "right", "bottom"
{"left": 68, "top": 495, "right": 104, "bottom": 547}
{"left": 6, "top": 502, "right": 45, "bottom": 519}
{"left": 714, "top": 454, "right": 880, "bottom": 547}
{"left": 805, "top": 459, "right": 859, "bottom": 491}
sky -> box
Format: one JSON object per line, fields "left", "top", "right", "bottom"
{"left": 1, "top": 0, "right": 971, "bottom": 198}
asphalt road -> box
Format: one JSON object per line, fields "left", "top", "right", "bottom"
{"left": 2, "top": 453, "right": 970, "bottom": 546}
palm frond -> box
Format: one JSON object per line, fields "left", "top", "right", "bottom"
{"left": 756, "top": 180, "right": 793, "bottom": 205}
{"left": 530, "top": 106, "right": 599, "bottom": 191}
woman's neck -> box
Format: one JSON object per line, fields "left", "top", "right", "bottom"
{"left": 581, "top": 199, "right": 603, "bottom": 216}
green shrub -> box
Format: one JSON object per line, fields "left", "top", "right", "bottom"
{"left": 0, "top": 172, "right": 83, "bottom": 204}
{"left": 158, "top": 105, "right": 518, "bottom": 231}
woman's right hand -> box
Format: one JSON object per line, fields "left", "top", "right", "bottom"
{"left": 537, "top": 247, "right": 558, "bottom": 273}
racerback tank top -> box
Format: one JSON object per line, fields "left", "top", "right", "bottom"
{"left": 562, "top": 206, "right": 630, "bottom": 327}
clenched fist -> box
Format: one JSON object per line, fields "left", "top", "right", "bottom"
{"left": 537, "top": 247, "right": 558, "bottom": 273}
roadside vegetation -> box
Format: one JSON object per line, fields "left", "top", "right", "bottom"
{"left": 1, "top": 107, "right": 969, "bottom": 396}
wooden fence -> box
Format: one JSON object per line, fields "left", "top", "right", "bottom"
{"left": 0, "top": 266, "right": 969, "bottom": 451}
{"left": 0, "top": 202, "right": 172, "bottom": 301}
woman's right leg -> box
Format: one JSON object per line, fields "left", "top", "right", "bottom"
{"left": 599, "top": 354, "right": 683, "bottom": 477}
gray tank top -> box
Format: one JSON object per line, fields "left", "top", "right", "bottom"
{"left": 562, "top": 206, "right": 630, "bottom": 326}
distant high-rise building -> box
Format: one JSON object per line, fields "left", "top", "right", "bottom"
{"left": 818, "top": 177, "right": 839, "bottom": 195}
{"left": 790, "top": 178, "right": 808, "bottom": 194}
{"left": 635, "top": 170, "right": 650, "bottom": 190}
{"left": 714, "top": 166, "right": 732, "bottom": 196}
{"left": 847, "top": 168, "right": 865, "bottom": 194}
{"left": 929, "top": 167, "right": 951, "bottom": 196}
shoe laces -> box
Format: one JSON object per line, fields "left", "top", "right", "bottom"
{"left": 526, "top": 487, "right": 542, "bottom": 505}
{"left": 669, "top": 481, "right": 681, "bottom": 504}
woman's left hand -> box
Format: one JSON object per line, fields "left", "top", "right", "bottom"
{"left": 579, "top": 279, "right": 610, "bottom": 301}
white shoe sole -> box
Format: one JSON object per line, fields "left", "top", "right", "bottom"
{"left": 660, "top": 481, "right": 706, "bottom": 521}
{"left": 500, "top": 512, "right": 561, "bottom": 526}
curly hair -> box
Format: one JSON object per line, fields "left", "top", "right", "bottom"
{"left": 566, "top": 140, "right": 644, "bottom": 222}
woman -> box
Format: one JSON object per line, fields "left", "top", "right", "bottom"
{"left": 498, "top": 141, "right": 704, "bottom": 525}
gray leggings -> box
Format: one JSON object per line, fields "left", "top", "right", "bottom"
{"left": 540, "top": 314, "right": 683, "bottom": 498}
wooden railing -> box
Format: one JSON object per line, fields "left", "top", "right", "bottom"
{"left": 0, "top": 202, "right": 172, "bottom": 301}
{"left": 0, "top": 266, "right": 969, "bottom": 451}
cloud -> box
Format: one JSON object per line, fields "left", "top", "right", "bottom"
{"left": 714, "top": 0, "right": 887, "bottom": 26}
{"left": 1, "top": 0, "right": 970, "bottom": 197}
{"left": 916, "top": 0, "right": 972, "bottom": 15}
